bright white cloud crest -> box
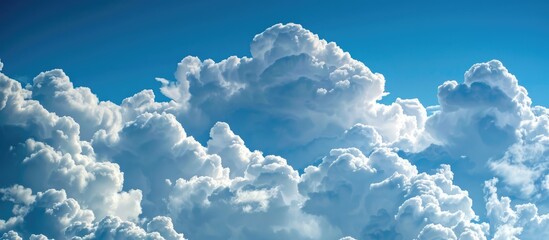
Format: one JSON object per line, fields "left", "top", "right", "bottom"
{"left": 157, "top": 23, "right": 428, "bottom": 165}
{"left": 1, "top": 23, "right": 548, "bottom": 239}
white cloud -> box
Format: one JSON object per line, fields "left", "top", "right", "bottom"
{"left": 0, "top": 185, "right": 94, "bottom": 239}
{"left": 1, "top": 231, "right": 22, "bottom": 240}
{"left": 299, "top": 148, "right": 487, "bottom": 239}
{"left": 92, "top": 111, "right": 228, "bottom": 217}
{"left": 417, "top": 224, "right": 457, "bottom": 240}
{"left": 0, "top": 72, "right": 142, "bottom": 222}
{"left": 29, "top": 235, "right": 49, "bottom": 240}
{"left": 69, "top": 215, "right": 185, "bottom": 240}
{"left": 425, "top": 60, "right": 529, "bottom": 162}
{"left": 485, "top": 178, "right": 549, "bottom": 239}
{"left": 0, "top": 185, "right": 184, "bottom": 240}
{"left": 158, "top": 23, "right": 428, "bottom": 167}
{"left": 488, "top": 106, "right": 549, "bottom": 199}
{"left": 146, "top": 216, "right": 186, "bottom": 240}
{"left": 164, "top": 150, "right": 337, "bottom": 239}
{"left": 420, "top": 59, "right": 549, "bottom": 205}
{"left": 0, "top": 24, "right": 548, "bottom": 239}
{"left": 206, "top": 122, "right": 252, "bottom": 178}
{"left": 31, "top": 70, "right": 123, "bottom": 139}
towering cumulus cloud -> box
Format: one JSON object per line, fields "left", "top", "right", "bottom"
{"left": 1, "top": 23, "right": 548, "bottom": 239}
{"left": 157, "top": 23, "right": 429, "bottom": 167}
{"left": 421, "top": 60, "right": 549, "bottom": 213}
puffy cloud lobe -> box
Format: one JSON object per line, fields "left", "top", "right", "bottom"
{"left": 0, "top": 73, "right": 142, "bottom": 236}
{"left": 426, "top": 60, "right": 527, "bottom": 162}
{"left": 0, "top": 185, "right": 184, "bottom": 240}
{"left": 158, "top": 23, "right": 428, "bottom": 167}
{"left": 0, "top": 75, "right": 142, "bottom": 220}
{"left": 66, "top": 215, "right": 184, "bottom": 240}
{"left": 339, "top": 237, "right": 356, "bottom": 240}
{"left": 146, "top": 216, "right": 186, "bottom": 240}
{"left": 1, "top": 231, "right": 21, "bottom": 240}
{"left": 250, "top": 24, "right": 351, "bottom": 67}
{"left": 119, "top": 89, "right": 179, "bottom": 121}
{"left": 84, "top": 216, "right": 161, "bottom": 240}
{"left": 484, "top": 179, "right": 549, "bottom": 239}
{"left": 422, "top": 59, "right": 549, "bottom": 205}
{"left": 488, "top": 106, "right": 549, "bottom": 200}
{"left": 0, "top": 71, "right": 226, "bottom": 239}
{"left": 0, "top": 73, "right": 81, "bottom": 155}
{"left": 0, "top": 185, "right": 94, "bottom": 239}
{"left": 31, "top": 70, "right": 123, "bottom": 139}
{"left": 29, "top": 235, "right": 49, "bottom": 240}
{"left": 164, "top": 144, "right": 338, "bottom": 239}
{"left": 363, "top": 98, "right": 430, "bottom": 153}
{"left": 92, "top": 106, "right": 329, "bottom": 238}
{"left": 92, "top": 111, "right": 227, "bottom": 217}
{"left": 206, "top": 122, "right": 252, "bottom": 178}
{"left": 299, "top": 148, "right": 487, "bottom": 239}
{"left": 424, "top": 60, "right": 545, "bottom": 167}
{"left": 417, "top": 224, "right": 457, "bottom": 240}
{"left": 19, "top": 139, "right": 142, "bottom": 221}
{"left": 463, "top": 61, "right": 530, "bottom": 106}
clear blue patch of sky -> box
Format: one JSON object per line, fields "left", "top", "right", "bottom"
{"left": 1, "top": 0, "right": 547, "bottom": 107}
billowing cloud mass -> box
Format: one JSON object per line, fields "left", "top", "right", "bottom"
{"left": 1, "top": 23, "right": 548, "bottom": 239}
{"left": 157, "top": 23, "right": 429, "bottom": 167}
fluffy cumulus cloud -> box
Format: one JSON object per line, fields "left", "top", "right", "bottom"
{"left": 1, "top": 23, "right": 548, "bottom": 239}
{"left": 299, "top": 149, "right": 487, "bottom": 239}
{"left": 0, "top": 71, "right": 142, "bottom": 221}
{"left": 30, "top": 70, "right": 124, "bottom": 139}
{"left": 488, "top": 106, "right": 549, "bottom": 200}
{"left": 421, "top": 59, "right": 549, "bottom": 209}
{"left": 426, "top": 60, "right": 533, "bottom": 163}
{"left": 484, "top": 179, "right": 549, "bottom": 239}
{"left": 158, "top": 23, "right": 429, "bottom": 167}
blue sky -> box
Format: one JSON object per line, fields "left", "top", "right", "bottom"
{"left": 1, "top": 0, "right": 548, "bottom": 106}
{"left": 1, "top": 1, "right": 549, "bottom": 239}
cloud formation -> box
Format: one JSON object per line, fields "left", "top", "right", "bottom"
{"left": 0, "top": 72, "right": 142, "bottom": 222}
{"left": 300, "top": 148, "right": 488, "bottom": 239}
{"left": 1, "top": 23, "right": 548, "bottom": 239}
{"left": 158, "top": 23, "right": 428, "bottom": 167}
{"left": 485, "top": 178, "right": 549, "bottom": 239}
{"left": 420, "top": 60, "right": 549, "bottom": 210}
{"left": 426, "top": 60, "right": 532, "bottom": 162}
